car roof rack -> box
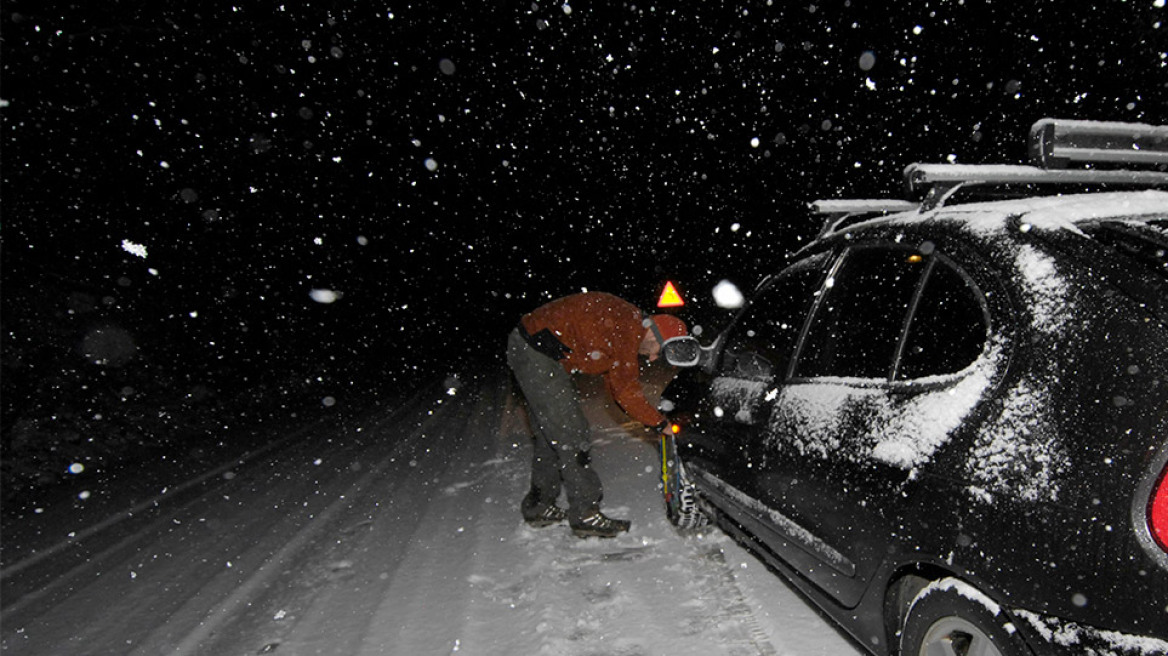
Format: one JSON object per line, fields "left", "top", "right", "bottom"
{"left": 1029, "top": 118, "right": 1168, "bottom": 169}
{"left": 808, "top": 199, "right": 920, "bottom": 237}
{"left": 811, "top": 119, "right": 1168, "bottom": 231}
{"left": 907, "top": 118, "right": 1168, "bottom": 210}
{"left": 904, "top": 163, "right": 1168, "bottom": 211}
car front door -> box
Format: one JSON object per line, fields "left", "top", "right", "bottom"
{"left": 677, "top": 253, "right": 828, "bottom": 503}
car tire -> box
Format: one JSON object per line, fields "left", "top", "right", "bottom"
{"left": 661, "top": 435, "right": 709, "bottom": 530}
{"left": 899, "top": 578, "right": 1032, "bottom": 656}
{"left": 667, "top": 481, "right": 710, "bottom": 530}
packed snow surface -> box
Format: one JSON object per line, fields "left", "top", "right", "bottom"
{"left": 0, "top": 369, "right": 863, "bottom": 655}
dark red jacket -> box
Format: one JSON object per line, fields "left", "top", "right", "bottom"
{"left": 520, "top": 292, "right": 664, "bottom": 426}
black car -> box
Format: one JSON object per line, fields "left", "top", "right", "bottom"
{"left": 658, "top": 119, "right": 1168, "bottom": 656}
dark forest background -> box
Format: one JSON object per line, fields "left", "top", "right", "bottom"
{"left": 3, "top": 1, "right": 1165, "bottom": 503}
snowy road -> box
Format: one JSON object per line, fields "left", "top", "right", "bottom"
{"left": 1, "top": 367, "right": 863, "bottom": 655}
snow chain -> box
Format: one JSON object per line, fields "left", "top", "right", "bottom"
{"left": 661, "top": 431, "right": 709, "bottom": 530}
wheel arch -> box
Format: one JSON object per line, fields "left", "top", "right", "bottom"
{"left": 881, "top": 563, "right": 1039, "bottom": 656}
{"left": 882, "top": 563, "right": 950, "bottom": 651}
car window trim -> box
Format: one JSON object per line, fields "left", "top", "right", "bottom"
{"left": 890, "top": 253, "right": 938, "bottom": 380}
{"left": 785, "top": 249, "right": 849, "bottom": 381}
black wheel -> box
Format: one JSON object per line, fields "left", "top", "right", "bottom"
{"left": 661, "top": 434, "right": 709, "bottom": 530}
{"left": 899, "top": 578, "right": 1031, "bottom": 656}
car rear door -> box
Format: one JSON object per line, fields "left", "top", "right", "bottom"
{"left": 780, "top": 242, "right": 993, "bottom": 604}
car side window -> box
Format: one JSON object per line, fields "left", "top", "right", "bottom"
{"left": 895, "top": 255, "right": 988, "bottom": 380}
{"left": 795, "top": 247, "right": 925, "bottom": 379}
{"left": 718, "top": 255, "right": 827, "bottom": 381}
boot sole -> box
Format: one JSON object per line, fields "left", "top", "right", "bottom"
{"left": 570, "top": 527, "right": 628, "bottom": 538}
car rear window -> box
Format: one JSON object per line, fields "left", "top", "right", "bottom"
{"left": 896, "top": 256, "right": 988, "bottom": 380}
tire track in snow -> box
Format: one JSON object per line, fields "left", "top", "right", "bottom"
{"left": 437, "top": 372, "right": 783, "bottom": 656}
{"left": 343, "top": 377, "right": 513, "bottom": 654}
{"left": 0, "top": 416, "right": 333, "bottom": 603}
{"left": 3, "top": 369, "right": 847, "bottom": 655}
{"left": 689, "top": 543, "right": 780, "bottom": 656}
{"left": 2, "top": 387, "right": 430, "bottom": 592}
{"left": 126, "top": 383, "right": 478, "bottom": 656}
{"left": 228, "top": 378, "right": 502, "bottom": 655}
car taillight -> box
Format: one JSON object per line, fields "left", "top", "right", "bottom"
{"left": 1151, "top": 466, "right": 1168, "bottom": 552}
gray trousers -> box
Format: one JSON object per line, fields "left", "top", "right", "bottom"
{"left": 506, "top": 328, "right": 602, "bottom": 520}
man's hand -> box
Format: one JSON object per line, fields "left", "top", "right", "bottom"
{"left": 618, "top": 420, "right": 668, "bottom": 436}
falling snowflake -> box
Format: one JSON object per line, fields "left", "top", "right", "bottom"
{"left": 121, "top": 239, "right": 147, "bottom": 259}
{"left": 309, "top": 289, "right": 340, "bottom": 304}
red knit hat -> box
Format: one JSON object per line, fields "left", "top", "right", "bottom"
{"left": 647, "top": 314, "right": 688, "bottom": 342}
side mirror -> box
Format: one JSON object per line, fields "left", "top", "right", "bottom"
{"left": 662, "top": 336, "right": 702, "bottom": 368}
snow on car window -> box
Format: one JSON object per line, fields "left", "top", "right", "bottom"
{"left": 763, "top": 340, "right": 1070, "bottom": 504}
{"left": 767, "top": 345, "right": 998, "bottom": 470}
{"left": 711, "top": 377, "right": 771, "bottom": 425}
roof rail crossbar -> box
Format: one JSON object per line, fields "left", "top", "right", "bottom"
{"left": 809, "top": 199, "right": 919, "bottom": 236}
{"left": 1029, "top": 118, "right": 1168, "bottom": 169}
{"left": 809, "top": 199, "right": 920, "bottom": 215}
{"left": 918, "top": 182, "right": 972, "bottom": 212}
{"left": 904, "top": 163, "right": 1168, "bottom": 196}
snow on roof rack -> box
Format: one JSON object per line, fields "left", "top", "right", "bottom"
{"left": 810, "top": 119, "right": 1168, "bottom": 225}
{"left": 1029, "top": 118, "right": 1168, "bottom": 169}
{"left": 904, "top": 120, "right": 1168, "bottom": 210}
{"left": 904, "top": 163, "right": 1168, "bottom": 210}
{"left": 809, "top": 199, "right": 919, "bottom": 236}
{"left": 810, "top": 199, "right": 920, "bottom": 215}
{"left": 904, "top": 163, "right": 1168, "bottom": 192}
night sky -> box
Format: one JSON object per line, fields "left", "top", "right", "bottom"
{"left": 2, "top": 2, "right": 1165, "bottom": 491}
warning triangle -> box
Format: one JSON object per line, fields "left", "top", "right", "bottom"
{"left": 657, "top": 281, "right": 685, "bottom": 308}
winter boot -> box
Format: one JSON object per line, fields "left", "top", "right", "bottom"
{"left": 570, "top": 511, "right": 631, "bottom": 538}
{"left": 523, "top": 504, "right": 568, "bottom": 528}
